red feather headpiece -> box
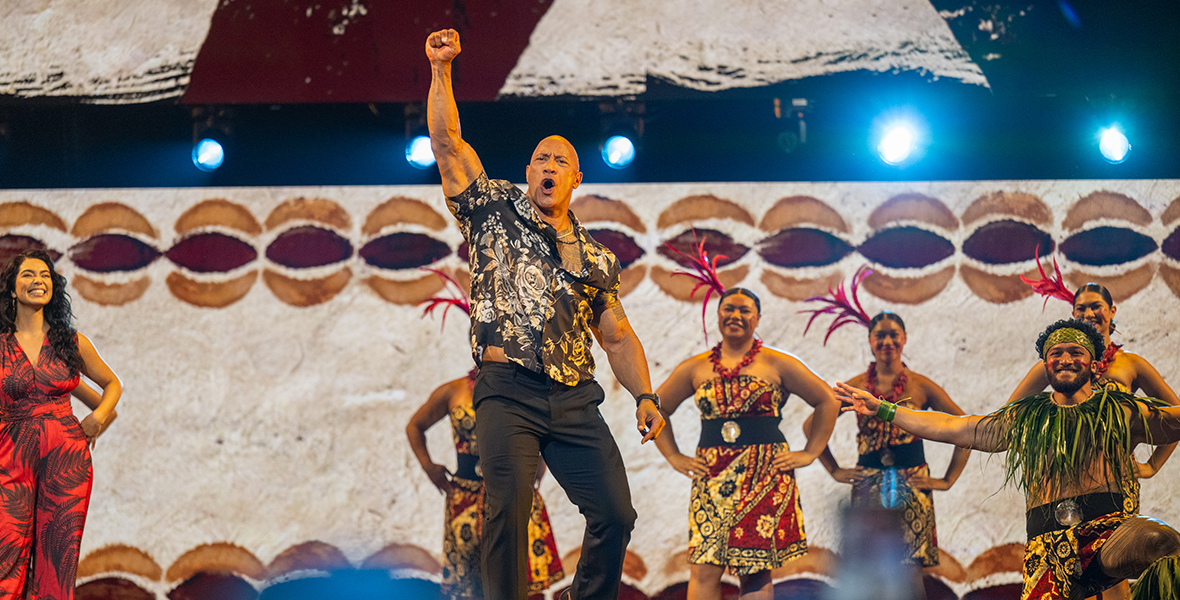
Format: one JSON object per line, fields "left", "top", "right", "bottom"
{"left": 799, "top": 265, "right": 873, "bottom": 345}
{"left": 418, "top": 267, "right": 471, "bottom": 330}
{"left": 1019, "top": 247, "right": 1074, "bottom": 308}
{"left": 664, "top": 230, "right": 727, "bottom": 344}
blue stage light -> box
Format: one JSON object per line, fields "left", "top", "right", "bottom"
{"left": 877, "top": 125, "right": 916, "bottom": 165}
{"left": 192, "top": 138, "right": 224, "bottom": 172}
{"left": 601, "top": 135, "right": 636, "bottom": 169}
{"left": 405, "top": 135, "right": 436, "bottom": 169}
{"left": 1099, "top": 127, "right": 1130, "bottom": 164}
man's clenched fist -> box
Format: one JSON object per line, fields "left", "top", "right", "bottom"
{"left": 426, "top": 29, "right": 461, "bottom": 64}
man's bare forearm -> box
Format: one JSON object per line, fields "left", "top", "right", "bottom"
{"left": 603, "top": 330, "right": 653, "bottom": 399}
{"left": 891, "top": 407, "right": 1002, "bottom": 452}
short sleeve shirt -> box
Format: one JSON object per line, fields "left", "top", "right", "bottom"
{"left": 446, "top": 173, "right": 622, "bottom": 385}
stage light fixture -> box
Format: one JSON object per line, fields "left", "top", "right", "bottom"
{"left": 406, "top": 135, "right": 436, "bottom": 169}
{"left": 1099, "top": 127, "right": 1130, "bottom": 164}
{"left": 774, "top": 97, "right": 810, "bottom": 154}
{"left": 877, "top": 124, "right": 915, "bottom": 165}
{"left": 192, "top": 138, "right": 225, "bottom": 172}
{"left": 601, "top": 135, "right": 635, "bottom": 170}
{"left": 191, "top": 107, "right": 231, "bottom": 173}
{"left": 598, "top": 101, "right": 644, "bottom": 170}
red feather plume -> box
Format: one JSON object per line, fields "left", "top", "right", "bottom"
{"left": 664, "top": 230, "right": 728, "bottom": 344}
{"left": 799, "top": 265, "right": 873, "bottom": 345}
{"left": 418, "top": 267, "right": 471, "bottom": 331}
{"left": 1019, "top": 246, "right": 1074, "bottom": 309}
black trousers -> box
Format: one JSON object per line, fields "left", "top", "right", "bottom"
{"left": 473, "top": 362, "right": 636, "bottom": 600}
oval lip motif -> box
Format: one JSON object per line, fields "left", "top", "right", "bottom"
{"left": 1060, "top": 226, "right": 1157, "bottom": 266}
{"left": 961, "top": 220, "right": 1055, "bottom": 265}
{"left": 658, "top": 229, "right": 748, "bottom": 268}
{"left": 1163, "top": 228, "right": 1180, "bottom": 262}
{"left": 587, "top": 229, "right": 644, "bottom": 269}
{"left": 359, "top": 232, "right": 452, "bottom": 271}
{"left": 857, "top": 226, "right": 954, "bottom": 270}
{"left": 757, "top": 227, "right": 854, "bottom": 269}
{"left": 69, "top": 234, "right": 161, "bottom": 272}
{"left": 166, "top": 232, "right": 258, "bottom": 273}
{"left": 265, "top": 225, "right": 353, "bottom": 269}
{"left": 0, "top": 235, "right": 62, "bottom": 264}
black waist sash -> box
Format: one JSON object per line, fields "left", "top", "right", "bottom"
{"left": 455, "top": 453, "right": 482, "bottom": 481}
{"left": 1026, "top": 492, "right": 1124, "bottom": 539}
{"left": 857, "top": 439, "right": 927, "bottom": 470}
{"left": 698, "top": 416, "right": 786, "bottom": 448}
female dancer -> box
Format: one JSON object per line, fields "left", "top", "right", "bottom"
{"left": 1, "top": 249, "right": 122, "bottom": 597}
{"left": 406, "top": 371, "right": 564, "bottom": 599}
{"left": 801, "top": 268, "right": 969, "bottom": 572}
{"left": 405, "top": 270, "right": 563, "bottom": 599}
{"left": 653, "top": 241, "right": 839, "bottom": 600}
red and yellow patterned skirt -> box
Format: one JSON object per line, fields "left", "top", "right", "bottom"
{"left": 688, "top": 442, "right": 807, "bottom": 575}
{"left": 442, "top": 477, "right": 564, "bottom": 599}
{"left": 1022, "top": 512, "right": 1125, "bottom": 600}
{"left": 850, "top": 463, "right": 939, "bottom": 567}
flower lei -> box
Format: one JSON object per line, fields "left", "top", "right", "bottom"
{"left": 865, "top": 362, "right": 908, "bottom": 406}
{"left": 1097, "top": 342, "right": 1122, "bottom": 376}
{"left": 710, "top": 339, "right": 762, "bottom": 379}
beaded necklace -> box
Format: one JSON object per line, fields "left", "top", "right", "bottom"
{"left": 865, "top": 361, "right": 908, "bottom": 405}
{"left": 710, "top": 339, "right": 762, "bottom": 379}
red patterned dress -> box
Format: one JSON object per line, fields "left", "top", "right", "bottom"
{"left": 851, "top": 367, "right": 939, "bottom": 567}
{"left": 0, "top": 333, "right": 92, "bottom": 599}
{"left": 441, "top": 400, "right": 563, "bottom": 599}
{"left": 688, "top": 374, "right": 806, "bottom": 574}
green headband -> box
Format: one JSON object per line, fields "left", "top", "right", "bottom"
{"left": 1040, "top": 328, "right": 1095, "bottom": 359}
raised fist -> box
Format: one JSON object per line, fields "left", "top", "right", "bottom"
{"left": 426, "top": 29, "right": 461, "bottom": 64}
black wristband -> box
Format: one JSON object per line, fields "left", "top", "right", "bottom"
{"left": 636, "top": 393, "right": 660, "bottom": 409}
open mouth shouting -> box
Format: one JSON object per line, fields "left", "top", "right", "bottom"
{"left": 541, "top": 178, "right": 556, "bottom": 194}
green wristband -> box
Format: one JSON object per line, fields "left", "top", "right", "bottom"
{"left": 876, "top": 400, "right": 897, "bottom": 422}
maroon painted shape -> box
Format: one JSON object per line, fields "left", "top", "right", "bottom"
{"left": 69, "top": 234, "right": 161, "bottom": 273}
{"left": 757, "top": 227, "right": 854, "bottom": 268}
{"left": 75, "top": 577, "right": 155, "bottom": 600}
{"left": 658, "top": 229, "right": 747, "bottom": 269}
{"left": 858, "top": 226, "right": 954, "bottom": 269}
{"left": 962, "top": 220, "right": 1054, "bottom": 265}
{"left": 588, "top": 229, "right": 644, "bottom": 269}
{"left": 962, "top": 583, "right": 1023, "bottom": 600}
{"left": 1161, "top": 226, "right": 1180, "bottom": 261}
{"left": 266, "top": 225, "right": 353, "bottom": 269}
{"left": 166, "top": 232, "right": 258, "bottom": 273}
{"left": 168, "top": 573, "right": 258, "bottom": 600}
{"left": 359, "top": 231, "right": 452, "bottom": 270}
{"left": 0, "top": 235, "right": 61, "bottom": 265}
{"left": 183, "top": 0, "right": 554, "bottom": 104}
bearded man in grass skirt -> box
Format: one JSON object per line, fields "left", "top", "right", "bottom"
{"left": 836, "top": 318, "right": 1180, "bottom": 600}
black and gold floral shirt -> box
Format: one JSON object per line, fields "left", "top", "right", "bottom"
{"left": 446, "top": 173, "right": 622, "bottom": 385}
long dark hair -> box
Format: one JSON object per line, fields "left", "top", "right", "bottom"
{"left": 1, "top": 250, "right": 83, "bottom": 375}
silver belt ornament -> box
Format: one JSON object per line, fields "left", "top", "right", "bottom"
{"left": 721, "top": 420, "right": 741, "bottom": 444}
{"left": 1054, "top": 498, "right": 1082, "bottom": 527}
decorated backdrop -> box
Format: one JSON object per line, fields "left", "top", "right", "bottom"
{"left": 2, "top": 180, "right": 1180, "bottom": 598}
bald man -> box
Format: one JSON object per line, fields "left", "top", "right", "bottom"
{"left": 425, "top": 29, "right": 665, "bottom": 600}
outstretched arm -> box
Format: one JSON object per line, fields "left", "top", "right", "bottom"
{"left": 425, "top": 29, "right": 484, "bottom": 200}
{"left": 653, "top": 360, "right": 707, "bottom": 478}
{"left": 1131, "top": 354, "right": 1180, "bottom": 477}
{"left": 834, "top": 382, "right": 1006, "bottom": 452}
{"left": 405, "top": 380, "right": 457, "bottom": 495}
{"left": 773, "top": 354, "right": 840, "bottom": 471}
{"left": 593, "top": 302, "right": 665, "bottom": 444}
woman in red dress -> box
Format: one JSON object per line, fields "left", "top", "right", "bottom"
{"left": 0, "top": 249, "right": 122, "bottom": 598}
